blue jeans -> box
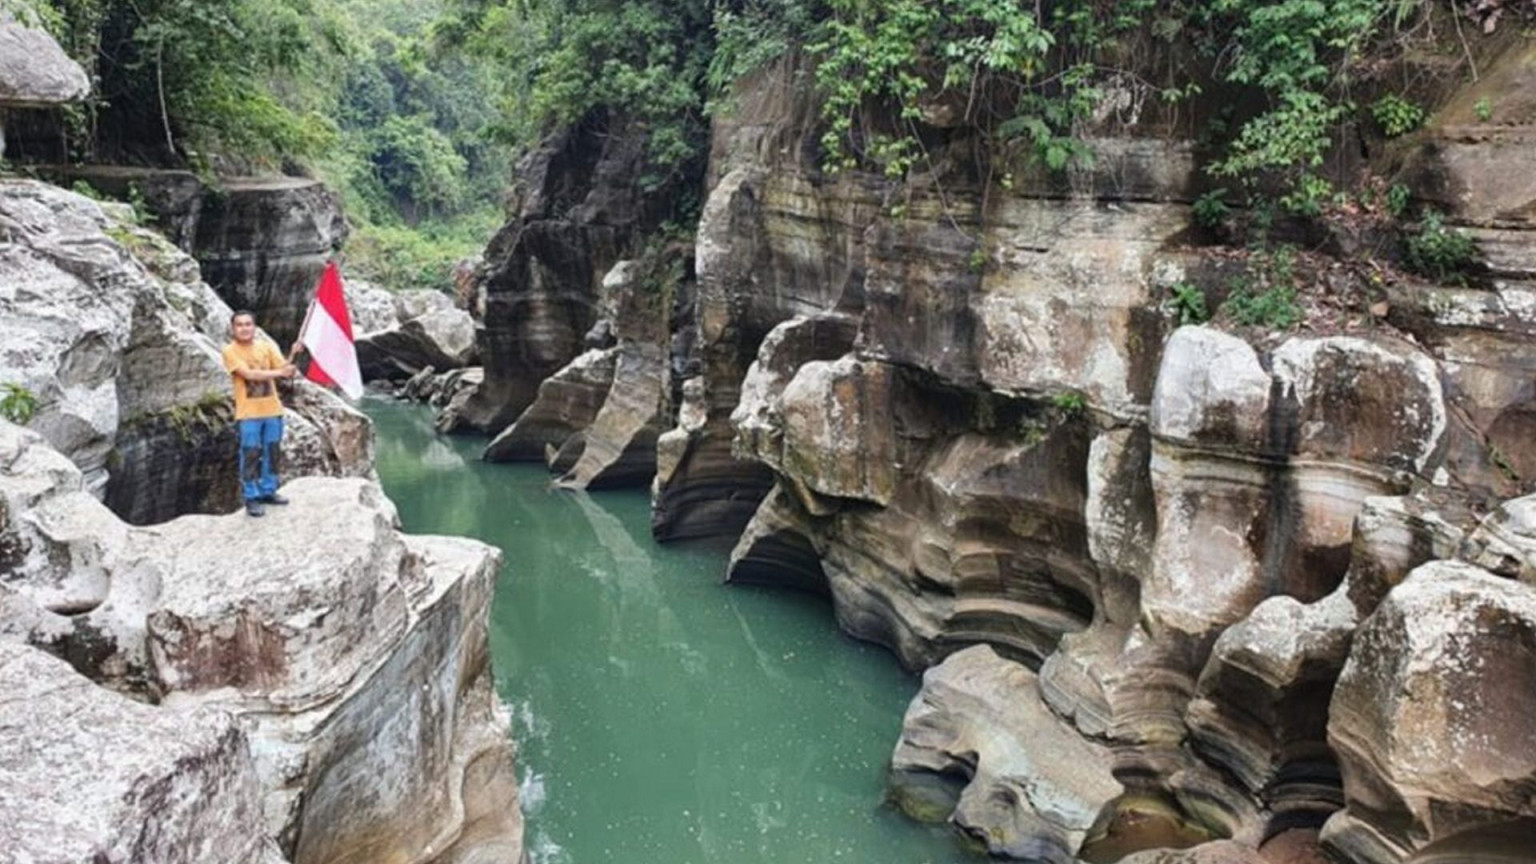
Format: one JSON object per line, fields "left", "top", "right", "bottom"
{"left": 237, "top": 416, "right": 284, "bottom": 502}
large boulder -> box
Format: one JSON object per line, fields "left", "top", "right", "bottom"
{"left": 1, "top": 424, "right": 522, "bottom": 863}
{"left": 0, "top": 642, "right": 284, "bottom": 864}
{"left": 355, "top": 289, "right": 478, "bottom": 381}
{"left": 0, "top": 13, "right": 89, "bottom": 108}
{"left": 889, "top": 645, "right": 1122, "bottom": 863}
{"left": 484, "top": 347, "right": 617, "bottom": 462}
{"left": 1322, "top": 562, "right": 1536, "bottom": 864}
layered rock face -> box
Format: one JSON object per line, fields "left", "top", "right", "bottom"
{"left": 449, "top": 114, "right": 686, "bottom": 436}
{"left": 650, "top": 40, "right": 1536, "bottom": 864}
{"left": 195, "top": 177, "right": 348, "bottom": 347}
{"left": 0, "top": 419, "right": 523, "bottom": 864}
{"left": 0, "top": 179, "right": 371, "bottom": 524}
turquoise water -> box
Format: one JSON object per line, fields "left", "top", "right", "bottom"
{"left": 368, "top": 401, "right": 969, "bottom": 864}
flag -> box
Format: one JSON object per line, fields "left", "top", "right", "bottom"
{"left": 299, "top": 260, "right": 364, "bottom": 400}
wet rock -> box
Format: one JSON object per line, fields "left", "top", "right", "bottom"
{"left": 485, "top": 347, "right": 617, "bottom": 462}
{"left": 1112, "top": 840, "right": 1265, "bottom": 864}
{"left": 890, "top": 645, "right": 1121, "bottom": 863}
{"left": 726, "top": 483, "right": 827, "bottom": 595}
{"left": 0, "top": 642, "right": 284, "bottom": 864}
{"left": 1322, "top": 561, "right": 1536, "bottom": 864}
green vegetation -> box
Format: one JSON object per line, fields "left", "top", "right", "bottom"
{"left": 1222, "top": 246, "right": 1302, "bottom": 330}
{"left": 1051, "top": 390, "right": 1086, "bottom": 417}
{"left": 1372, "top": 94, "right": 1424, "bottom": 138}
{"left": 1404, "top": 210, "right": 1478, "bottom": 283}
{"left": 29, "top": 0, "right": 513, "bottom": 291}
{"left": 1168, "top": 281, "right": 1210, "bottom": 325}
{"left": 1, "top": 383, "right": 39, "bottom": 425}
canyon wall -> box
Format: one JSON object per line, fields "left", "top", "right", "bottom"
{"left": 463, "top": 27, "right": 1536, "bottom": 864}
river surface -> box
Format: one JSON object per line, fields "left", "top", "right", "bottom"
{"left": 368, "top": 401, "right": 970, "bottom": 864}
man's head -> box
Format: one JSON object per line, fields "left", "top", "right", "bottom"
{"left": 230, "top": 310, "right": 257, "bottom": 344}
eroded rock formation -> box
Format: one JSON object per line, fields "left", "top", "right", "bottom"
{"left": 0, "top": 419, "right": 523, "bottom": 864}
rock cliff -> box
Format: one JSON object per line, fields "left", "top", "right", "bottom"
{"left": 461, "top": 24, "right": 1536, "bottom": 864}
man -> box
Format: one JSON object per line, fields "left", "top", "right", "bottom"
{"left": 222, "top": 310, "right": 297, "bottom": 517}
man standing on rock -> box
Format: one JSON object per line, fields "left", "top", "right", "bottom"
{"left": 222, "top": 310, "right": 297, "bottom": 517}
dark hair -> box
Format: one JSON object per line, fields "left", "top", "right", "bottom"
{"left": 230, "top": 309, "right": 256, "bottom": 324}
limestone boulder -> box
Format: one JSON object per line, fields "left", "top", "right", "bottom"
{"left": 1323, "top": 562, "right": 1536, "bottom": 864}
{"left": 730, "top": 313, "right": 859, "bottom": 471}
{"left": 355, "top": 299, "right": 478, "bottom": 380}
{"left": 1, "top": 428, "right": 523, "bottom": 863}
{"left": 0, "top": 642, "right": 284, "bottom": 864}
{"left": 889, "top": 645, "right": 1122, "bottom": 863}
{"left": 345, "top": 277, "right": 399, "bottom": 335}
{"left": 1186, "top": 592, "right": 1355, "bottom": 816}
{"left": 0, "top": 14, "right": 90, "bottom": 107}
{"left": 779, "top": 356, "right": 897, "bottom": 508}
{"left": 485, "top": 347, "right": 617, "bottom": 462}
{"left": 1461, "top": 494, "right": 1536, "bottom": 583}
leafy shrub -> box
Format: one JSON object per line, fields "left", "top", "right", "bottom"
{"left": 1226, "top": 282, "right": 1301, "bottom": 329}
{"left": 1372, "top": 94, "right": 1424, "bottom": 138}
{"left": 1404, "top": 211, "right": 1478, "bottom": 282}
{"left": 1193, "top": 189, "right": 1230, "bottom": 231}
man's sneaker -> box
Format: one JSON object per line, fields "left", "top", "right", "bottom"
{"left": 245, "top": 500, "right": 266, "bottom": 517}
{"left": 263, "top": 493, "right": 290, "bottom": 506}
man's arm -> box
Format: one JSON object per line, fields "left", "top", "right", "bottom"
{"left": 232, "top": 366, "right": 296, "bottom": 382}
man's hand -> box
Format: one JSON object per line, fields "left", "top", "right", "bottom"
{"left": 281, "top": 363, "right": 298, "bottom": 379}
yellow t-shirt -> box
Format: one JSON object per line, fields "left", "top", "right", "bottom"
{"left": 222, "top": 339, "right": 287, "bottom": 420}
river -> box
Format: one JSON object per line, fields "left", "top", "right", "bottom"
{"left": 368, "top": 400, "right": 971, "bottom": 864}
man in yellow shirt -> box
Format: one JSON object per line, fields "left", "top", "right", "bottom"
{"left": 222, "top": 310, "right": 298, "bottom": 517}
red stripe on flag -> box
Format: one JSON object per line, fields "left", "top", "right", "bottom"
{"left": 316, "top": 260, "right": 354, "bottom": 340}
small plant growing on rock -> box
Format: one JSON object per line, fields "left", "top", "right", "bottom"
{"left": 1051, "top": 391, "right": 1086, "bottom": 417}
{"left": 1405, "top": 211, "right": 1478, "bottom": 282}
{"left": 1222, "top": 246, "right": 1302, "bottom": 330}
{"left": 1475, "top": 97, "right": 1494, "bottom": 122}
{"left": 1, "top": 383, "right": 38, "bottom": 425}
{"left": 1167, "top": 282, "right": 1210, "bottom": 325}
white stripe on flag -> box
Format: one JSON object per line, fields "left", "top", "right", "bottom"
{"left": 301, "top": 299, "right": 364, "bottom": 399}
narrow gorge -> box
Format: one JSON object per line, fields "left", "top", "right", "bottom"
{"left": 4, "top": 2, "right": 1536, "bottom": 863}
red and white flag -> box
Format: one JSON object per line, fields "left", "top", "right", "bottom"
{"left": 299, "top": 260, "right": 364, "bottom": 399}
